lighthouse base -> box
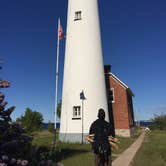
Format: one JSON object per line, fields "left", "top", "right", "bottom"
{"left": 59, "top": 133, "right": 88, "bottom": 143}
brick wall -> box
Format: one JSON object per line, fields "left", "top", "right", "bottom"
{"left": 109, "top": 76, "right": 130, "bottom": 130}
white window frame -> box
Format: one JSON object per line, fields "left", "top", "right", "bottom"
{"left": 111, "top": 88, "right": 115, "bottom": 103}
{"left": 74, "top": 11, "right": 82, "bottom": 21}
{"left": 73, "top": 106, "right": 81, "bottom": 119}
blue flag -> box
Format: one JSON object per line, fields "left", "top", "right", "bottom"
{"left": 80, "top": 91, "right": 86, "bottom": 100}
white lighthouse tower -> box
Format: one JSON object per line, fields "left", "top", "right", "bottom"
{"left": 59, "top": 0, "right": 109, "bottom": 143}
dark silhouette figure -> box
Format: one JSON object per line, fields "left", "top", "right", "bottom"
{"left": 87, "top": 109, "right": 114, "bottom": 166}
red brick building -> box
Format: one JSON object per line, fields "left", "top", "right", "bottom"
{"left": 105, "top": 66, "right": 135, "bottom": 137}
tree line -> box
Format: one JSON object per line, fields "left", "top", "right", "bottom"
{"left": 150, "top": 113, "right": 166, "bottom": 131}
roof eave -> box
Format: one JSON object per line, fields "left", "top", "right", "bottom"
{"left": 109, "top": 72, "right": 135, "bottom": 97}
{"left": 127, "top": 88, "right": 135, "bottom": 97}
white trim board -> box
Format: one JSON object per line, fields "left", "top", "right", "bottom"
{"left": 109, "top": 72, "right": 134, "bottom": 97}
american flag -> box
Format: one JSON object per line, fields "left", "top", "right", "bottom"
{"left": 58, "top": 20, "right": 64, "bottom": 40}
{"left": 0, "top": 80, "right": 10, "bottom": 88}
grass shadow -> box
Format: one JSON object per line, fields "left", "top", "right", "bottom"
{"left": 56, "top": 148, "right": 90, "bottom": 162}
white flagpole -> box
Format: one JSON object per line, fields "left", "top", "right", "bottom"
{"left": 55, "top": 18, "right": 60, "bottom": 129}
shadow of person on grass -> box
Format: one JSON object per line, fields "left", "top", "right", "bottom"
{"left": 56, "top": 148, "right": 89, "bottom": 162}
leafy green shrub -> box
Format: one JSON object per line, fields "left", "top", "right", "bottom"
{"left": 0, "top": 80, "right": 32, "bottom": 163}
{"left": 0, "top": 78, "right": 56, "bottom": 165}
{"left": 17, "top": 108, "right": 44, "bottom": 133}
{"left": 150, "top": 114, "right": 166, "bottom": 131}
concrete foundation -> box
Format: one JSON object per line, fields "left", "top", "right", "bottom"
{"left": 115, "top": 127, "right": 135, "bottom": 137}
{"left": 59, "top": 133, "right": 88, "bottom": 143}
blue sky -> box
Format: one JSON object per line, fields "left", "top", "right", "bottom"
{"left": 0, "top": 0, "right": 166, "bottom": 122}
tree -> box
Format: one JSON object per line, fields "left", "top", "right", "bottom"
{"left": 151, "top": 114, "right": 166, "bottom": 131}
{"left": 0, "top": 70, "right": 55, "bottom": 165}
{"left": 57, "top": 100, "right": 62, "bottom": 118}
{"left": 0, "top": 80, "right": 32, "bottom": 163}
{"left": 48, "top": 121, "right": 54, "bottom": 133}
{"left": 17, "top": 108, "right": 43, "bottom": 133}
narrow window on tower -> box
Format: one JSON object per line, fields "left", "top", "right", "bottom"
{"left": 74, "top": 11, "right": 82, "bottom": 21}
{"left": 72, "top": 106, "right": 81, "bottom": 120}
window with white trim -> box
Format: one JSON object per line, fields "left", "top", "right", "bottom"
{"left": 74, "top": 11, "right": 82, "bottom": 21}
{"left": 72, "top": 106, "right": 81, "bottom": 119}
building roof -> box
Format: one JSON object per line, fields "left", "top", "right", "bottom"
{"left": 109, "top": 72, "right": 135, "bottom": 97}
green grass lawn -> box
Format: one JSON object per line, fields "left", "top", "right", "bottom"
{"left": 59, "top": 136, "right": 138, "bottom": 166}
{"left": 57, "top": 143, "right": 94, "bottom": 166}
{"left": 32, "top": 130, "right": 55, "bottom": 147}
{"left": 32, "top": 129, "right": 140, "bottom": 165}
{"left": 132, "top": 130, "right": 166, "bottom": 166}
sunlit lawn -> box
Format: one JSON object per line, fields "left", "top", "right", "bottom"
{"left": 59, "top": 136, "right": 139, "bottom": 166}
{"left": 32, "top": 130, "right": 55, "bottom": 147}
{"left": 131, "top": 130, "right": 166, "bottom": 166}
{"left": 32, "top": 129, "right": 141, "bottom": 165}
